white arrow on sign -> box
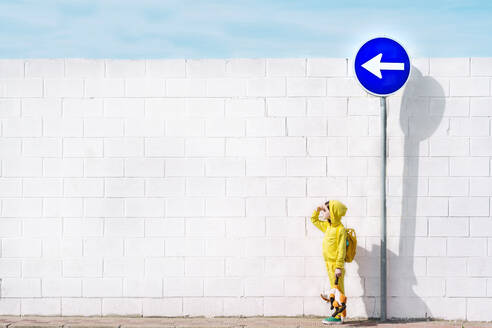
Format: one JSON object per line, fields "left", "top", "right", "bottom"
{"left": 361, "top": 53, "right": 405, "bottom": 79}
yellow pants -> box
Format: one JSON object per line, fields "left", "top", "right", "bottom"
{"left": 325, "top": 261, "right": 346, "bottom": 318}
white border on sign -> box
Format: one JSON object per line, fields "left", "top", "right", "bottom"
{"left": 352, "top": 35, "right": 412, "bottom": 97}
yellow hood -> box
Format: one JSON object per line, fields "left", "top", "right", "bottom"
{"left": 328, "top": 200, "right": 347, "bottom": 227}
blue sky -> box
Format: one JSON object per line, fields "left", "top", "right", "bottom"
{"left": 0, "top": 0, "right": 491, "bottom": 59}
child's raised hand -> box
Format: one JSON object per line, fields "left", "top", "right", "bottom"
{"left": 316, "top": 206, "right": 324, "bottom": 212}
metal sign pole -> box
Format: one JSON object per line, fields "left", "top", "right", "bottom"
{"left": 380, "top": 96, "right": 387, "bottom": 321}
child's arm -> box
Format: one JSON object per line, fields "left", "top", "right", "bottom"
{"left": 335, "top": 227, "right": 347, "bottom": 269}
{"left": 310, "top": 208, "right": 328, "bottom": 232}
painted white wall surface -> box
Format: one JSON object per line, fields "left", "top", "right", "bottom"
{"left": 0, "top": 58, "right": 491, "bottom": 320}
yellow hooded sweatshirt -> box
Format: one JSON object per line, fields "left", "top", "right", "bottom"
{"left": 311, "top": 200, "right": 348, "bottom": 293}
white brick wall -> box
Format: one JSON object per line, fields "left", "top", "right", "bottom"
{"left": 0, "top": 58, "right": 491, "bottom": 321}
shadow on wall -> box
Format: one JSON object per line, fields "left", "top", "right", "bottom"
{"left": 356, "top": 65, "right": 446, "bottom": 319}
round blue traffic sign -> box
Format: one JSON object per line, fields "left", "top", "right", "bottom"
{"left": 354, "top": 37, "right": 411, "bottom": 96}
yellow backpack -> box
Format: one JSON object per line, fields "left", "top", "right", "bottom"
{"left": 337, "top": 225, "right": 357, "bottom": 263}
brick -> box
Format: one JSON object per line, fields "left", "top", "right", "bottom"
{"left": 84, "top": 198, "right": 123, "bottom": 217}
{"left": 65, "top": 59, "right": 104, "bottom": 78}
{"left": 308, "top": 98, "right": 347, "bottom": 116}
{"left": 2, "top": 118, "right": 41, "bottom": 137}
{"left": 62, "top": 258, "right": 103, "bottom": 277}
{"left": 246, "top": 158, "right": 286, "bottom": 176}
{"left": 226, "top": 177, "right": 266, "bottom": 197}
{"left": 226, "top": 138, "right": 265, "bottom": 157}
{"left": 187, "top": 98, "right": 224, "bottom": 117}
{"left": 266, "top": 217, "right": 306, "bottom": 237}
{"left": 84, "top": 158, "right": 123, "bottom": 177}
{"left": 470, "top": 177, "right": 492, "bottom": 196}
{"left": 22, "top": 98, "right": 61, "bottom": 117}
{"left": 186, "top": 177, "right": 225, "bottom": 196}
{"left": 267, "top": 58, "right": 305, "bottom": 76}
{"left": 286, "top": 157, "right": 325, "bottom": 176}
{"left": 83, "top": 118, "right": 124, "bottom": 137}
{"left": 226, "top": 58, "right": 265, "bottom": 77}
{"left": 185, "top": 258, "right": 224, "bottom": 277}
{"left": 44, "top": 198, "right": 83, "bottom": 217}
{"left": 223, "top": 298, "right": 263, "bottom": 316}
{"left": 266, "top": 137, "right": 306, "bottom": 156}
{"left": 307, "top": 58, "right": 346, "bottom": 77}
{"left": 1, "top": 278, "right": 40, "bottom": 297}
{"left": 205, "top": 238, "right": 242, "bottom": 256}
{"left": 104, "top": 257, "right": 144, "bottom": 277}
{"left": 450, "top": 77, "right": 489, "bottom": 96}
{"left": 429, "top": 137, "right": 469, "bottom": 156}
{"left": 204, "top": 278, "right": 242, "bottom": 296}
{"left": 427, "top": 257, "right": 467, "bottom": 276}
{"left": 63, "top": 218, "right": 103, "bottom": 237}
{"left": 3, "top": 157, "right": 42, "bottom": 177}
{"left": 125, "top": 78, "right": 165, "bottom": 97}
{"left": 23, "top": 259, "right": 61, "bottom": 278}
{"left": 225, "top": 98, "right": 264, "bottom": 117}
{"left": 84, "top": 79, "right": 124, "bottom": 97}
{"left": 430, "top": 97, "right": 469, "bottom": 116}
{"left": 125, "top": 237, "right": 165, "bottom": 257}
{"left": 25, "top": 59, "right": 64, "bottom": 77}
{"left": 146, "top": 59, "right": 185, "bottom": 77}
{"left": 163, "top": 277, "right": 202, "bottom": 296}
{"left": 125, "top": 158, "right": 164, "bottom": 177}
{"left": 106, "top": 60, "right": 145, "bottom": 78}
{"left": 44, "top": 118, "right": 84, "bottom": 137}
{"left": 205, "top": 118, "right": 245, "bottom": 136}
{"left": 449, "top": 197, "right": 489, "bottom": 216}
{"left": 0, "top": 79, "right": 42, "bottom": 97}
{"left": 308, "top": 137, "right": 347, "bottom": 156}
{"left": 447, "top": 237, "right": 487, "bottom": 256}
{"left": 450, "top": 157, "right": 489, "bottom": 176}
{"left": 166, "top": 198, "right": 204, "bottom": 217}
{"left": 164, "top": 239, "right": 205, "bottom": 257}
{"left": 471, "top": 137, "right": 492, "bottom": 156}
{"left": 471, "top": 58, "right": 492, "bottom": 76}
{"left": 468, "top": 257, "right": 492, "bottom": 276}
{"left": 165, "top": 158, "right": 204, "bottom": 176}
{"left": 64, "top": 178, "right": 103, "bottom": 197}
{"left": 447, "top": 277, "right": 486, "bottom": 297}
{"left": 102, "top": 298, "right": 142, "bottom": 316}
{"left": 0, "top": 98, "right": 20, "bottom": 118}
{"left": 205, "top": 158, "right": 245, "bottom": 176}
{"left": 207, "top": 78, "right": 247, "bottom": 97}
{"left": 470, "top": 217, "right": 492, "bottom": 236}
{"left": 468, "top": 298, "right": 492, "bottom": 321}
{"left": 185, "top": 137, "right": 224, "bottom": 157}
{"left": 105, "top": 178, "right": 144, "bottom": 197}
{"left": 62, "top": 298, "right": 101, "bottom": 316}
{"left": 287, "top": 117, "right": 326, "bottom": 136}
{"left": 145, "top": 257, "right": 184, "bottom": 276}
{"left": 287, "top": 197, "right": 324, "bottom": 217}
{"left": 166, "top": 79, "right": 207, "bottom": 97}
{"left": 226, "top": 257, "right": 264, "bottom": 276}
{"left": 2, "top": 238, "right": 42, "bottom": 257}
{"left": 428, "top": 217, "right": 469, "bottom": 237}
{"left": 45, "top": 79, "right": 84, "bottom": 97}
{"left": 307, "top": 177, "right": 347, "bottom": 196}
{"left": 187, "top": 59, "right": 226, "bottom": 77}
{"left": 0, "top": 219, "right": 21, "bottom": 238}
{"left": 267, "top": 98, "right": 305, "bottom": 116}
{"left": 125, "top": 198, "right": 165, "bottom": 217}
{"left": 246, "top": 117, "right": 285, "bottom": 136}
{"left": 430, "top": 58, "right": 469, "bottom": 76}
{"left": 63, "top": 98, "right": 103, "bottom": 117}
{"left": 142, "top": 298, "right": 182, "bottom": 317}
{"left": 267, "top": 178, "right": 305, "bottom": 196}
{"left": 124, "top": 278, "right": 162, "bottom": 297}
{"left": 104, "top": 137, "right": 143, "bottom": 157}
{"left": 145, "top": 137, "right": 184, "bottom": 157}
{"left": 105, "top": 98, "right": 144, "bottom": 118}
{"left": 328, "top": 116, "right": 369, "bottom": 136}
{"left": 82, "top": 278, "right": 122, "bottom": 297}
{"left": 2, "top": 198, "right": 42, "bottom": 217}
{"left": 327, "top": 157, "right": 366, "bottom": 176}
{"left": 23, "top": 178, "right": 63, "bottom": 197}
{"left": 264, "top": 297, "right": 303, "bottom": 316}
{"left": 428, "top": 177, "right": 469, "bottom": 196}
{"left": 287, "top": 78, "right": 325, "bottom": 96}
{"left": 326, "top": 78, "right": 365, "bottom": 96}
{"left": 244, "top": 277, "right": 284, "bottom": 296}
{"left": 165, "top": 118, "right": 204, "bottom": 137}
{"left": 247, "top": 78, "right": 285, "bottom": 97}
{"left": 470, "top": 97, "right": 492, "bottom": 116}
{"left": 246, "top": 197, "right": 286, "bottom": 216}
{"left": 0, "top": 59, "right": 24, "bottom": 77}
{"left": 449, "top": 117, "right": 489, "bottom": 136}
{"left": 206, "top": 198, "right": 244, "bottom": 216}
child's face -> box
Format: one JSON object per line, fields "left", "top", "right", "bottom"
{"left": 322, "top": 203, "right": 330, "bottom": 220}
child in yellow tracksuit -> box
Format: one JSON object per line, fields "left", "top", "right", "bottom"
{"left": 311, "top": 200, "right": 348, "bottom": 324}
